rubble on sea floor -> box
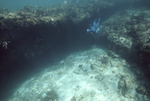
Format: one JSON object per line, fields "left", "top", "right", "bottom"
{"left": 8, "top": 47, "right": 150, "bottom": 101}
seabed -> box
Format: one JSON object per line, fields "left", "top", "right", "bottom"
{"left": 8, "top": 47, "right": 149, "bottom": 101}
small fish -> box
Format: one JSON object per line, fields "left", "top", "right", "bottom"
{"left": 87, "top": 18, "right": 100, "bottom": 34}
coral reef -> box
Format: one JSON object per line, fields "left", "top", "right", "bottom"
{"left": 0, "top": 0, "right": 150, "bottom": 100}
{"left": 0, "top": 0, "right": 128, "bottom": 72}
{"left": 99, "top": 8, "right": 150, "bottom": 79}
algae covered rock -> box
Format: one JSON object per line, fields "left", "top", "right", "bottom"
{"left": 99, "top": 8, "right": 150, "bottom": 79}
{"left": 42, "top": 90, "right": 58, "bottom": 101}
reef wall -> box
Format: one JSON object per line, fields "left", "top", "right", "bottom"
{"left": 99, "top": 8, "right": 150, "bottom": 80}
{"left": 0, "top": 0, "right": 129, "bottom": 72}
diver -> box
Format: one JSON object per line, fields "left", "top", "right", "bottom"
{"left": 87, "top": 18, "right": 100, "bottom": 34}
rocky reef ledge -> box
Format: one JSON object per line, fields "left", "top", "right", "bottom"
{"left": 0, "top": 0, "right": 143, "bottom": 72}
{"left": 99, "top": 8, "right": 150, "bottom": 80}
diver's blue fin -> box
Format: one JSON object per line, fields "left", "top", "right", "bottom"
{"left": 87, "top": 29, "right": 92, "bottom": 32}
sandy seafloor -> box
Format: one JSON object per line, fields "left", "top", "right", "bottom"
{"left": 7, "top": 47, "right": 150, "bottom": 101}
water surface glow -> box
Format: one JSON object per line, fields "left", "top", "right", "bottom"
{"left": 0, "top": 0, "right": 72, "bottom": 11}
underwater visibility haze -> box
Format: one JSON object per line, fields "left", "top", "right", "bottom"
{"left": 0, "top": 0, "right": 72, "bottom": 11}
{"left": 0, "top": 0, "right": 150, "bottom": 101}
